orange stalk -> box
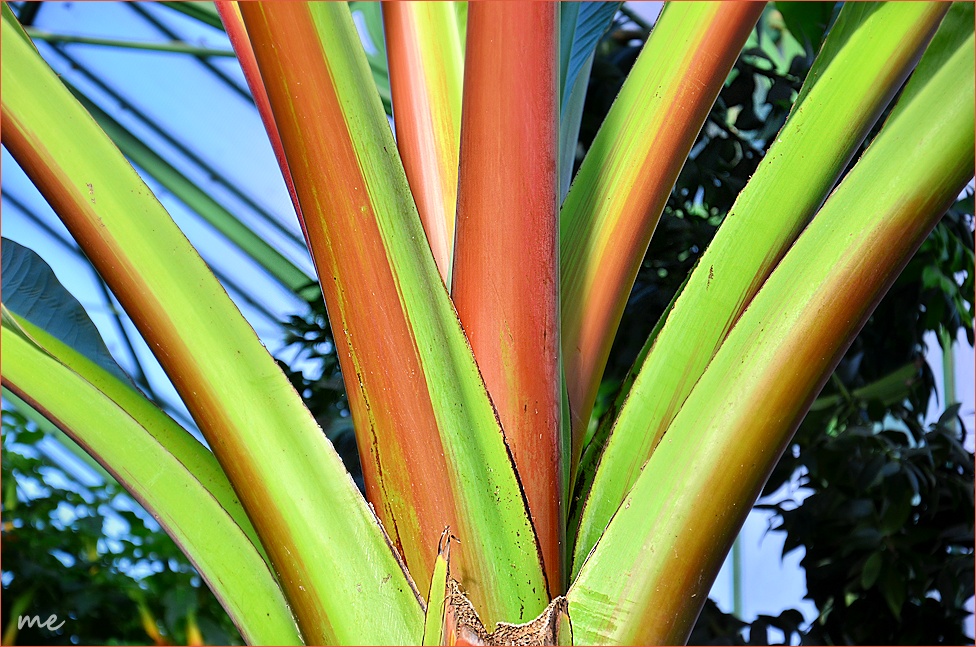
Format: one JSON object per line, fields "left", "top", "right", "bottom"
{"left": 451, "top": 3, "right": 563, "bottom": 594}
{"left": 215, "top": 1, "right": 305, "bottom": 234}
{"left": 239, "top": 3, "right": 548, "bottom": 628}
{"left": 559, "top": 3, "right": 765, "bottom": 471}
{"left": 383, "top": 2, "right": 463, "bottom": 286}
{"left": 238, "top": 4, "right": 443, "bottom": 583}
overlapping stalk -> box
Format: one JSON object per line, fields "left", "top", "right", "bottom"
{"left": 2, "top": 319, "right": 299, "bottom": 645}
{"left": 383, "top": 2, "right": 464, "bottom": 286}
{"left": 215, "top": 1, "right": 306, "bottom": 231}
{"left": 2, "top": 280, "right": 260, "bottom": 558}
{"left": 237, "top": 2, "right": 548, "bottom": 628}
{"left": 568, "top": 11, "right": 974, "bottom": 643}
{"left": 2, "top": 8, "right": 423, "bottom": 643}
{"left": 451, "top": 3, "right": 564, "bottom": 596}
{"left": 559, "top": 2, "right": 764, "bottom": 475}
{"left": 570, "top": 2, "right": 950, "bottom": 572}
{"left": 70, "top": 89, "right": 314, "bottom": 297}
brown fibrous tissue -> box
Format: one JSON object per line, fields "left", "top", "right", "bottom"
{"left": 442, "top": 580, "right": 570, "bottom": 646}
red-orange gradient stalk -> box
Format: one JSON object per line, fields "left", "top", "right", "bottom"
{"left": 238, "top": 1, "right": 454, "bottom": 594}
{"left": 239, "top": 4, "right": 550, "bottom": 628}
{"left": 451, "top": 3, "right": 563, "bottom": 594}
{"left": 560, "top": 3, "right": 765, "bottom": 472}
{"left": 383, "top": 2, "right": 463, "bottom": 286}
{"left": 216, "top": 1, "right": 306, "bottom": 238}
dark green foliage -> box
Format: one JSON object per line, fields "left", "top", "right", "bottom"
{"left": 906, "top": 196, "right": 976, "bottom": 346}
{"left": 764, "top": 406, "right": 974, "bottom": 645}
{"left": 691, "top": 599, "right": 806, "bottom": 646}
{"left": 773, "top": 3, "right": 836, "bottom": 57}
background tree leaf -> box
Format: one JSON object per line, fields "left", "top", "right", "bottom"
{"left": 559, "top": 2, "right": 622, "bottom": 109}
{"left": 1, "top": 237, "right": 130, "bottom": 383}
{"left": 773, "top": 2, "right": 836, "bottom": 56}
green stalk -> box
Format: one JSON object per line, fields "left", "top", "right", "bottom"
{"left": 2, "top": 321, "right": 301, "bottom": 645}
{"left": 5, "top": 309, "right": 263, "bottom": 559}
{"left": 2, "top": 7, "right": 424, "bottom": 643}
{"left": 559, "top": 2, "right": 764, "bottom": 478}
{"left": 940, "top": 326, "right": 957, "bottom": 399}
{"left": 383, "top": 1, "right": 464, "bottom": 286}
{"left": 571, "top": 2, "right": 949, "bottom": 574}
{"left": 568, "top": 12, "right": 974, "bottom": 642}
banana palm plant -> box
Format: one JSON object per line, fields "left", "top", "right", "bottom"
{"left": 2, "top": 1, "right": 973, "bottom": 644}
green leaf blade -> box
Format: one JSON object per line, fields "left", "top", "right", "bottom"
{"left": 558, "top": 1, "right": 621, "bottom": 199}
{"left": 1, "top": 237, "right": 129, "bottom": 382}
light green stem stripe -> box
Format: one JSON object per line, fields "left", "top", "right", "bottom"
{"left": 569, "top": 23, "right": 974, "bottom": 645}
{"left": 25, "top": 27, "right": 235, "bottom": 57}
{"left": 308, "top": 4, "right": 548, "bottom": 625}
{"left": 571, "top": 2, "right": 949, "bottom": 576}
{"left": 2, "top": 325, "right": 302, "bottom": 646}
